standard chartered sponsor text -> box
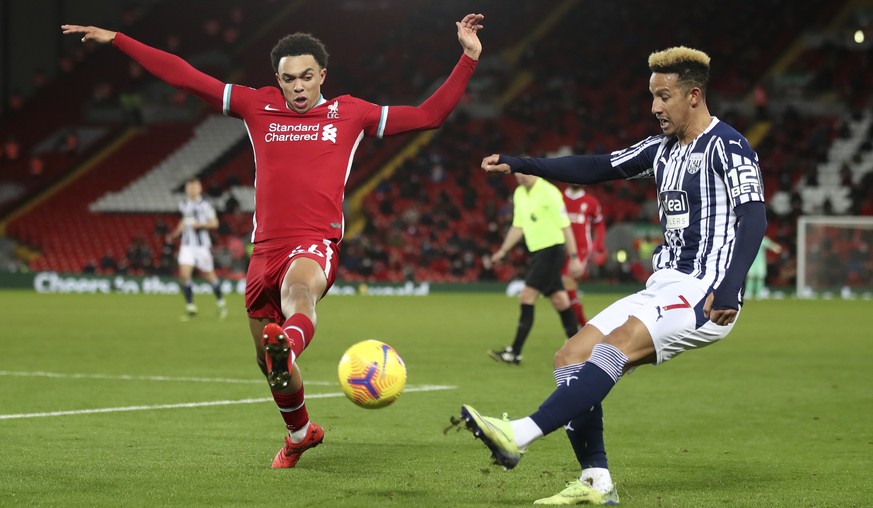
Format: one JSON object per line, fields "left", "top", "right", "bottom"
{"left": 265, "top": 122, "right": 320, "bottom": 142}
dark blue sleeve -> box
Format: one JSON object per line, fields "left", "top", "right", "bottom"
{"left": 497, "top": 136, "right": 661, "bottom": 184}
{"left": 712, "top": 201, "right": 767, "bottom": 310}
{"left": 497, "top": 154, "right": 626, "bottom": 184}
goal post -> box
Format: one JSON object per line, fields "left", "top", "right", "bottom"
{"left": 797, "top": 216, "right": 873, "bottom": 297}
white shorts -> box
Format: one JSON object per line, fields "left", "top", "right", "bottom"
{"left": 588, "top": 269, "right": 739, "bottom": 364}
{"left": 178, "top": 245, "right": 214, "bottom": 273}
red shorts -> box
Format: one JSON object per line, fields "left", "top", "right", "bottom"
{"left": 245, "top": 237, "right": 339, "bottom": 324}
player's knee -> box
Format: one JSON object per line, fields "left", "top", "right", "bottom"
{"left": 554, "top": 341, "right": 590, "bottom": 368}
{"left": 283, "top": 280, "right": 311, "bottom": 297}
{"left": 282, "top": 281, "right": 314, "bottom": 308}
{"left": 519, "top": 286, "right": 539, "bottom": 304}
{"left": 602, "top": 323, "right": 655, "bottom": 363}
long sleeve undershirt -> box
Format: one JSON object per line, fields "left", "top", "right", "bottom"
{"left": 499, "top": 153, "right": 628, "bottom": 184}
{"left": 713, "top": 201, "right": 767, "bottom": 310}
{"left": 113, "top": 32, "right": 477, "bottom": 133}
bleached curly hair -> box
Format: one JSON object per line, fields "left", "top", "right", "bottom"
{"left": 648, "top": 46, "right": 711, "bottom": 96}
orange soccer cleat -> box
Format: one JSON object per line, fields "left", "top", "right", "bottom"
{"left": 271, "top": 422, "right": 325, "bottom": 468}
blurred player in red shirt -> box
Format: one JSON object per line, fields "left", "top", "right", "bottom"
{"left": 63, "top": 13, "right": 484, "bottom": 468}
{"left": 562, "top": 184, "right": 606, "bottom": 327}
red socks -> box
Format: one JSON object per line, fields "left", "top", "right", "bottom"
{"left": 567, "top": 289, "right": 587, "bottom": 327}
{"left": 269, "top": 314, "right": 315, "bottom": 432}
{"left": 271, "top": 386, "right": 308, "bottom": 431}
{"left": 281, "top": 313, "right": 315, "bottom": 362}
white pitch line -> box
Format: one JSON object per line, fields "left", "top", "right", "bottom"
{"left": 0, "top": 370, "right": 332, "bottom": 386}
{"left": 0, "top": 385, "right": 457, "bottom": 420}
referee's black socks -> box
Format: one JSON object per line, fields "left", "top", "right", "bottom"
{"left": 511, "top": 304, "right": 535, "bottom": 355}
{"left": 559, "top": 307, "right": 579, "bottom": 338}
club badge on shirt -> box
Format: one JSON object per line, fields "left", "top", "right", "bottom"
{"left": 688, "top": 153, "right": 704, "bottom": 174}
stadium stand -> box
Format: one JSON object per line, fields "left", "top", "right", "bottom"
{"left": 1, "top": 0, "right": 869, "bottom": 289}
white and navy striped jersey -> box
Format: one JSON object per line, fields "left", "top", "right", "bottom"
{"left": 608, "top": 117, "right": 765, "bottom": 289}
{"left": 178, "top": 197, "right": 217, "bottom": 249}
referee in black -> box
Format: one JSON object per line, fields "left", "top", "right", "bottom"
{"left": 488, "top": 173, "right": 584, "bottom": 364}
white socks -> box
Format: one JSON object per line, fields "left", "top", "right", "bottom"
{"left": 581, "top": 467, "right": 613, "bottom": 493}
{"left": 289, "top": 421, "right": 310, "bottom": 442}
{"left": 509, "top": 417, "right": 543, "bottom": 450}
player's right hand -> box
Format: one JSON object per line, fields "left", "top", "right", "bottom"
{"left": 703, "top": 292, "right": 738, "bottom": 326}
{"left": 61, "top": 25, "right": 117, "bottom": 44}
{"left": 482, "top": 154, "right": 511, "bottom": 174}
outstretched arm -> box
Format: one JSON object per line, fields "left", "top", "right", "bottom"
{"left": 481, "top": 153, "right": 626, "bottom": 185}
{"left": 379, "top": 14, "right": 483, "bottom": 135}
{"left": 61, "top": 24, "right": 116, "bottom": 43}
{"left": 61, "top": 24, "right": 225, "bottom": 110}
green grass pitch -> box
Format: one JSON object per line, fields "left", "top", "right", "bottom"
{"left": 1, "top": 290, "right": 871, "bottom": 506}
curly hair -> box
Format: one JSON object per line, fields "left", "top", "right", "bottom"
{"left": 270, "top": 33, "right": 329, "bottom": 71}
{"left": 648, "top": 46, "right": 710, "bottom": 97}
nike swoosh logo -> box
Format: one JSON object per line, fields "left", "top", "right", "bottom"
{"left": 264, "top": 104, "right": 280, "bottom": 111}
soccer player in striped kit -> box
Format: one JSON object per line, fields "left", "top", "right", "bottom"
{"left": 166, "top": 177, "right": 227, "bottom": 320}
{"left": 64, "top": 12, "right": 484, "bottom": 469}
{"left": 460, "top": 46, "right": 767, "bottom": 505}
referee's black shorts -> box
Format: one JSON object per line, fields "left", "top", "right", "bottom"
{"left": 524, "top": 244, "right": 567, "bottom": 296}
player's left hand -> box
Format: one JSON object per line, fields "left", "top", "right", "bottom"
{"left": 593, "top": 248, "right": 607, "bottom": 266}
{"left": 456, "top": 13, "right": 484, "bottom": 61}
{"left": 703, "top": 292, "right": 738, "bottom": 326}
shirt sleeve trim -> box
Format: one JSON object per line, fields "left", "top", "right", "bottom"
{"left": 222, "top": 84, "right": 232, "bottom": 116}
{"left": 377, "top": 106, "right": 388, "bottom": 138}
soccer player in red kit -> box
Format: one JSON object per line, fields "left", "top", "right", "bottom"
{"left": 63, "top": 13, "right": 484, "bottom": 468}
{"left": 561, "top": 184, "right": 606, "bottom": 327}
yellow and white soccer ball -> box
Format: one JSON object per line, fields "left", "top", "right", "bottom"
{"left": 338, "top": 340, "right": 407, "bottom": 409}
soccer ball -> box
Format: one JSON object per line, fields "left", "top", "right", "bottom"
{"left": 337, "top": 340, "right": 407, "bottom": 409}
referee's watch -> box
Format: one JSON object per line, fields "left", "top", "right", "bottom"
{"left": 569, "top": 253, "right": 579, "bottom": 260}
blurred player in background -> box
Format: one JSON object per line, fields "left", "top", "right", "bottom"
{"left": 165, "top": 177, "right": 226, "bottom": 320}
{"left": 561, "top": 184, "right": 606, "bottom": 327}
{"left": 63, "top": 12, "right": 484, "bottom": 468}
{"left": 488, "top": 173, "right": 584, "bottom": 365}
{"left": 746, "top": 235, "right": 782, "bottom": 299}
{"left": 460, "top": 46, "right": 767, "bottom": 505}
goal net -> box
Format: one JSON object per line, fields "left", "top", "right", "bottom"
{"left": 797, "top": 216, "right": 873, "bottom": 297}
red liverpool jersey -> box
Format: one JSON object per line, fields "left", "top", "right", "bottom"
{"left": 563, "top": 187, "right": 604, "bottom": 257}
{"left": 228, "top": 90, "right": 385, "bottom": 242}
{"left": 113, "top": 33, "right": 477, "bottom": 243}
